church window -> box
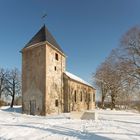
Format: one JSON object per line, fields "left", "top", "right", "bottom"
{"left": 54, "top": 66, "right": 57, "bottom": 71}
{"left": 85, "top": 92, "right": 87, "bottom": 102}
{"left": 93, "top": 93, "right": 95, "bottom": 102}
{"left": 55, "top": 53, "right": 59, "bottom": 60}
{"left": 80, "top": 91, "right": 82, "bottom": 102}
{"left": 74, "top": 90, "right": 77, "bottom": 102}
{"left": 55, "top": 99, "right": 58, "bottom": 107}
{"left": 88, "top": 94, "right": 91, "bottom": 102}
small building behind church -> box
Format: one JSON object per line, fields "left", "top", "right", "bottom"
{"left": 21, "top": 25, "right": 96, "bottom": 115}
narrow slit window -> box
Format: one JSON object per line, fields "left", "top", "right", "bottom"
{"left": 54, "top": 66, "right": 57, "bottom": 71}
{"left": 55, "top": 99, "right": 58, "bottom": 107}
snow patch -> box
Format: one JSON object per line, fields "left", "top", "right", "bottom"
{"left": 65, "top": 71, "right": 93, "bottom": 87}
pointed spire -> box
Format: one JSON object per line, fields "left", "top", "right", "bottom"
{"left": 24, "top": 25, "right": 64, "bottom": 53}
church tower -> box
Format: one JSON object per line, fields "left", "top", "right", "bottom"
{"left": 21, "top": 25, "right": 66, "bottom": 115}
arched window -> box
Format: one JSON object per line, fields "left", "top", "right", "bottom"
{"left": 88, "top": 94, "right": 91, "bottom": 102}
{"left": 85, "top": 92, "right": 87, "bottom": 102}
{"left": 93, "top": 93, "right": 95, "bottom": 102}
{"left": 80, "top": 91, "right": 82, "bottom": 102}
{"left": 74, "top": 90, "right": 77, "bottom": 102}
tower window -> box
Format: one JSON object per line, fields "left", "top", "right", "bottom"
{"left": 55, "top": 53, "right": 59, "bottom": 60}
{"left": 54, "top": 66, "right": 57, "bottom": 71}
{"left": 55, "top": 99, "right": 58, "bottom": 107}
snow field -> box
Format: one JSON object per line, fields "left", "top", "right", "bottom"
{"left": 0, "top": 106, "right": 140, "bottom": 140}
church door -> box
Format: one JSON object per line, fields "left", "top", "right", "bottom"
{"left": 30, "top": 100, "right": 36, "bottom": 115}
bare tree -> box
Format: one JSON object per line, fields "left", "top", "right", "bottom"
{"left": 0, "top": 68, "right": 7, "bottom": 99}
{"left": 5, "top": 68, "right": 21, "bottom": 108}
{"left": 120, "top": 26, "right": 140, "bottom": 81}
{"left": 116, "top": 26, "right": 140, "bottom": 103}
{"left": 93, "top": 63, "right": 109, "bottom": 108}
{"left": 94, "top": 49, "right": 135, "bottom": 110}
{"left": 107, "top": 51, "right": 137, "bottom": 109}
{"left": 94, "top": 26, "right": 140, "bottom": 110}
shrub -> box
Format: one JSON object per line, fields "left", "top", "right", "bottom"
{"left": 0, "top": 99, "right": 7, "bottom": 107}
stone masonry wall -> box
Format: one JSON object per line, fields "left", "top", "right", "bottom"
{"left": 63, "top": 75, "right": 95, "bottom": 112}
{"left": 45, "top": 44, "right": 66, "bottom": 114}
{"left": 22, "top": 45, "right": 46, "bottom": 115}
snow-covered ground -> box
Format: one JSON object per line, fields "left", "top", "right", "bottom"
{"left": 0, "top": 106, "right": 140, "bottom": 140}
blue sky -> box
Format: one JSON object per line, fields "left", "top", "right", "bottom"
{"left": 0, "top": 0, "right": 140, "bottom": 83}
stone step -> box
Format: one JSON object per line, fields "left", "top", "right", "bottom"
{"left": 70, "top": 110, "right": 98, "bottom": 120}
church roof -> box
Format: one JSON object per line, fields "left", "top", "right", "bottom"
{"left": 65, "top": 71, "right": 94, "bottom": 88}
{"left": 24, "top": 25, "right": 64, "bottom": 53}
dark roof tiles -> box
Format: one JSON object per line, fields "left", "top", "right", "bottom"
{"left": 24, "top": 25, "right": 64, "bottom": 53}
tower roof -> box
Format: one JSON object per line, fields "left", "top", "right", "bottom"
{"left": 24, "top": 25, "right": 64, "bottom": 53}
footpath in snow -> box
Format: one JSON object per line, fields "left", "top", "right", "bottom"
{"left": 0, "top": 106, "right": 140, "bottom": 140}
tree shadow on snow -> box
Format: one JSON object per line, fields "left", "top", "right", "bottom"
{"left": 2, "top": 124, "right": 112, "bottom": 140}
{"left": 100, "top": 113, "right": 139, "bottom": 116}
{"left": 96, "top": 132, "right": 140, "bottom": 137}
{"left": 101, "top": 118, "right": 140, "bottom": 125}
{"left": 1, "top": 106, "right": 22, "bottom": 113}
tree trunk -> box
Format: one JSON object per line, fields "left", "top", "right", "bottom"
{"left": 0, "top": 77, "right": 4, "bottom": 99}
{"left": 0, "top": 85, "right": 2, "bottom": 99}
{"left": 10, "top": 93, "right": 15, "bottom": 108}
{"left": 101, "top": 95, "right": 105, "bottom": 109}
{"left": 10, "top": 83, "right": 15, "bottom": 108}
{"left": 111, "top": 94, "right": 115, "bottom": 110}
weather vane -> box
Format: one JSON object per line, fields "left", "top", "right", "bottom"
{"left": 41, "top": 13, "right": 47, "bottom": 24}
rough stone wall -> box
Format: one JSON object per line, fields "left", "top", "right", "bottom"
{"left": 45, "top": 44, "right": 66, "bottom": 114}
{"left": 63, "top": 75, "right": 95, "bottom": 112}
{"left": 63, "top": 74, "right": 69, "bottom": 112}
{"left": 22, "top": 45, "right": 46, "bottom": 115}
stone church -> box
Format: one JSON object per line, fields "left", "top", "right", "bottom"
{"left": 21, "top": 25, "right": 96, "bottom": 115}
